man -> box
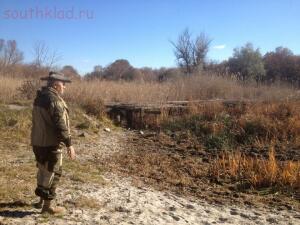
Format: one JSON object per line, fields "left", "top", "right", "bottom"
{"left": 31, "top": 71, "right": 76, "bottom": 214}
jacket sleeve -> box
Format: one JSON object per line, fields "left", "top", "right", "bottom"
{"left": 49, "top": 101, "right": 72, "bottom": 147}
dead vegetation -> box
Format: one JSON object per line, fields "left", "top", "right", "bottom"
{"left": 0, "top": 73, "right": 299, "bottom": 210}
{"left": 72, "top": 196, "right": 102, "bottom": 210}
{"left": 161, "top": 101, "right": 300, "bottom": 154}
{"left": 107, "top": 100, "right": 300, "bottom": 209}
{"left": 1, "top": 74, "right": 300, "bottom": 106}
{"left": 0, "top": 153, "right": 36, "bottom": 203}
{"left": 210, "top": 147, "right": 300, "bottom": 190}
{"left": 0, "top": 77, "right": 23, "bottom": 103}
{"left": 63, "top": 160, "right": 105, "bottom": 185}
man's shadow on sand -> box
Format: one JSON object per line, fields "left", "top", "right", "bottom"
{"left": 0, "top": 201, "right": 38, "bottom": 218}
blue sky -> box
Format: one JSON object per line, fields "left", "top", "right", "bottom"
{"left": 1, "top": 0, "right": 299, "bottom": 75}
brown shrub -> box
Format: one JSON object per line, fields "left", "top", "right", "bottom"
{"left": 80, "top": 98, "right": 105, "bottom": 118}
{"left": 239, "top": 102, "right": 300, "bottom": 144}
{"left": 17, "top": 80, "right": 41, "bottom": 100}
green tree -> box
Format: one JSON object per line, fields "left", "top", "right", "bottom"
{"left": 227, "top": 43, "right": 266, "bottom": 83}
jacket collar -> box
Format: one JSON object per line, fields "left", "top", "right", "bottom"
{"left": 46, "top": 87, "right": 68, "bottom": 110}
{"left": 47, "top": 86, "right": 60, "bottom": 96}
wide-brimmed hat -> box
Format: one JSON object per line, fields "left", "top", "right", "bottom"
{"left": 40, "top": 71, "right": 71, "bottom": 83}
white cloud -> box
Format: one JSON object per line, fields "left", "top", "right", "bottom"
{"left": 213, "top": 45, "right": 226, "bottom": 50}
{"left": 82, "top": 59, "right": 90, "bottom": 63}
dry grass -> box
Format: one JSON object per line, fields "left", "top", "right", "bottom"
{"left": 65, "top": 75, "right": 300, "bottom": 104}
{"left": 210, "top": 147, "right": 300, "bottom": 189}
{"left": 63, "top": 160, "right": 105, "bottom": 185}
{"left": 0, "top": 147, "right": 32, "bottom": 203}
{"left": 113, "top": 148, "right": 206, "bottom": 192}
{"left": 0, "top": 104, "right": 35, "bottom": 202}
{"left": 0, "top": 105, "right": 32, "bottom": 144}
{"left": 1, "top": 74, "right": 299, "bottom": 106}
{"left": 130, "top": 100, "right": 300, "bottom": 195}
{"left": 162, "top": 100, "right": 300, "bottom": 151}
{"left": 74, "top": 196, "right": 102, "bottom": 209}
{"left": 0, "top": 77, "right": 23, "bottom": 103}
{"left": 239, "top": 102, "right": 300, "bottom": 146}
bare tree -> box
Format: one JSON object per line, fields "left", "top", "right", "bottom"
{"left": 171, "top": 28, "right": 193, "bottom": 74}
{"left": 0, "top": 39, "right": 4, "bottom": 72}
{"left": 171, "top": 28, "right": 212, "bottom": 74}
{"left": 0, "top": 39, "right": 23, "bottom": 71}
{"left": 33, "top": 41, "right": 61, "bottom": 69}
{"left": 193, "top": 32, "right": 212, "bottom": 71}
{"left": 0, "top": 39, "right": 23, "bottom": 67}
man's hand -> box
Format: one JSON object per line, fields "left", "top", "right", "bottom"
{"left": 67, "top": 146, "right": 76, "bottom": 160}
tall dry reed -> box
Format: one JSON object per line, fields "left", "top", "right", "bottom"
{"left": 0, "top": 77, "right": 23, "bottom": 103}
{"left": 210, "top": 147, "right": 300, "bottom": 189}
{"left": 0, "top": 74, "right": 299, "bottom": 105}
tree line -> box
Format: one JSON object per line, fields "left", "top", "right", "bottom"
{"left": 172, "top": 28, "right": 300, "bottom": 87}
{"left": 1, "top": 32, "right": 300, "bottom": 87}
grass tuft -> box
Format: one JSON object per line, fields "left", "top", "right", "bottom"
{"left": 210, "top": 147, "right": 300, "bottom": 190}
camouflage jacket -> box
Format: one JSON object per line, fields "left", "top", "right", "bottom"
{"left": 31, "top": 87, "right": 71, "bottom": 147}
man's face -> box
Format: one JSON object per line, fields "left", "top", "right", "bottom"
{"left": 53, "top": 81, "right": 66, "bottom": 95}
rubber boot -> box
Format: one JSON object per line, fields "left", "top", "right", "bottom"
{"left": 41, "top": 200, "right": 66, "bottom": 215}
{"left": 33, "top": 197, "right": 44, "bottom": 209}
